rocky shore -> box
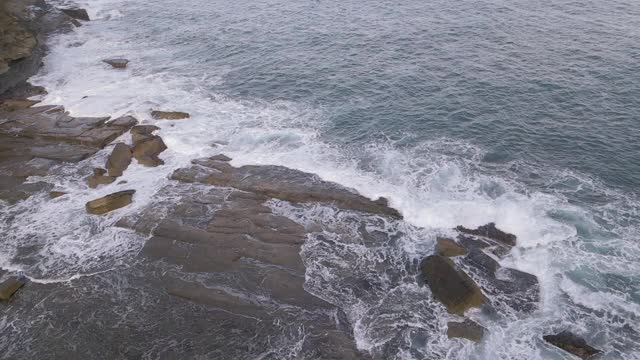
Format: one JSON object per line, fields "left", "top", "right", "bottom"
{"left": 0, "top": 1, "right": 603, "bottom": 359}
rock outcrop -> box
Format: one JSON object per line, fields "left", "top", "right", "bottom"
{"left": 420, "top": 255, "right": 485, "bottom": 315}
{"left": 0, "top": 103, "right": 136, "bottom": 200}
{"left": 0, "top": 1, "right": 80, "bottom": 94}
{"left": 449, "top": 224, "right": 540, "bottom": 314}
{"left": 543, "top": 331, "right": 601, "bottom": 359}
{"left": 110, "top": 153, "right": 414, "bottom": 359}
{"left": 85, "top": 190, "right": 135, "bottom": 215}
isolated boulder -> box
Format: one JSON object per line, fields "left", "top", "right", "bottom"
{"left": 105, "top": 143, "right": 132, "bottom": 177}
{"left": 132, "top": 136, "right": 167, "bottom": 167}
{"left": 447, "top": 319, "right": 486, "bottom": 343}
{"left": 151, "top": 110, "right": 190, "bottom": 120}
{"left": 543, "top": 331, "right": 601, "bottom": 359}
{"left": 456, "top": 223, "right": 516, "bottom": 247}
{"left": 86, "top": 190, "right": 135, "bottom": 215}
{"left": 436, "top": 237, "right": 468, "bottom": 257}
{"left": 60, "top": 8, "right": 90, "bottom": 21}
{"left": 0, "top": 276, "right": 26, "bottom": 300}
{"left": 103, "top": 58, "right": 129, "bottom": 69}
{"left": 421, "top": 255, "right": 485, "bottom": 315}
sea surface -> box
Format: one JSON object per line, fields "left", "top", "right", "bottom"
{"left": 2, "top": 0, "right": 640, "bottom": 358}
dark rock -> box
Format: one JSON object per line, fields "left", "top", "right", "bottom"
{"left": 543, "top": 331, "right": 601, "bottom": 359}
{"left": 0, "top": 276, "right": 26, "bottom": 300}
{"left": 420, "top": 255, "right": 485, "bottom": 315}
{"left": 103, "top": 58, "right": 129, "bottom": 69}
{"left": 456, "top": 223, "right": 516, "bottom": 247}
{"left": 436, "top": 237, "right": 468, "bottom": 257}
{"left": 85, "top": 190, "right": 135, "bottom": 215}
{"left": 132, "top": 136, "right": 167, "bottom": 167}
{"left": 447, "top": 319, "right": 486, "bottom": 343}
{"left": 60, "top": 8, "right": 90, "bottom": 21}
{"left": 105, "top": 143, "right": 132, "bottom": 177}
{"left": 151, "top": 110, "right": 190, "bottom": 120}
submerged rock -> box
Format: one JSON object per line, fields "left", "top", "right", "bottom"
{"left": 436, "top": 237, "right": 468, "bottom": 257}
{"left": 85, "top": 190, "right": 135, "bottom": 215}
{"left": 543, "top": 331, "right": 601, "bottom": 359}
{"left": 151, "top": 110, "right": 190, "bottom": 120}
{"left": 60, "top": 8, "right": 90, "bottom": 21}
{"left": 447, "top": 319, "right": 486, "bottom": 343}
{"left": 420, "top": 255, "right": 485, "bottom": 315}
{"left": 456, "top": 223, "right": 517, "bottom": 247}
{"left": 103, "top": 58, "right": 129, "bottom": 69}
{"left": 0, "top": 276, "right": 26, "bottom": 300}
{"left": 105, "top": 143, "right": 132, "bottom": 177}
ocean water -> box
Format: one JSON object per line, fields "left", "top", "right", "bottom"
{"left": 2, "top": 0, "right": 640, "bottom": 358}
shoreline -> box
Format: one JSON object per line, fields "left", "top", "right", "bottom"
{"left": 0, "top": 1, "right": 606, "bottom": 359}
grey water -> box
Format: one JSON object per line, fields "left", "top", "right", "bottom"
{"left": 3, "top": 0, "right": 640, "bottom": 358}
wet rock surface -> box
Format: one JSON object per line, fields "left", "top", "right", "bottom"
{"left": 543, "top": 331, "right": 601, "bottom": 359}
{"left": 0, "top": 276, "right": 26, "bottom": 300}
{"left": 60, "top": 8, "right": 90, "bottom": 22}
{"left": 447, "top": 319, "right": 486, "bottom": 343}
{"left": 0, "top": 101, "right": 135, "bottom": 201}
{"left": 0, "top": 1, "right": 78, "bottom": 93}
{"left": 151, "top": 110, "right": 190, "bottom": 120}
{"left": 86, "top": 190, "right": 135, "bottom": 215}
{"left": 435, "top": 237, "right": 468, "bottom": 257}
{"left": 105, "top": 143, "right": 132, "bottom": 177}
{"left": 420, "top": 255, "right": 485, "bottom": 315}
{"left": 103, "top": 58, "right": 129, "bottom": 69}
{"left": 456, "top": 222, "right": 517, "bottom": 247}
{"left": 172, "top": 156, "right": 402, "bottom": 218}
{"left": 113, "top": 160, "right": 382, "bottom": 359}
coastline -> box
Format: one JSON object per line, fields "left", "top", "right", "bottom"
{"left": 0, "top": 1, "right": 607, "bottom": 359}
